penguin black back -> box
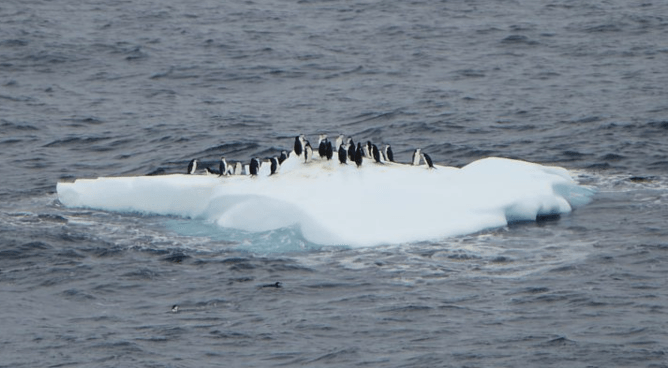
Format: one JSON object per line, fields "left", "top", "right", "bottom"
{"left": 270, "top": 157, "right": 279, "bottom": 175}
{"left": 372, "top": 144, "right": 381, "bottom": 163}
{"left": 423, "top": 153, "right": 435, "bottom": 168}
{"left": 325, "top": 140, "right": 333, "bottom": 160}
{"left": 385, "top": 145, "right": 394, "bottom": 162}
{"left": 250, "top": 158, "right": 260, "bottom": 176}
{"left": 338, "top": 144, "right": 347, "bottom": 164}
{"left": 348, "top": 139, "right": 356, "bottom": 162}
{"left": 279, "top": 150, "right": 288, "bottom": 164}
{"left": 294, "top": 136, "right": 303, "bottom": 156}
{"left": 318, "top": 138, "right": 327, "bottom": 158}
{"left": 355, "top": 143, "right": 363, "bottom": 167}
{"left": 205, "top": 167, "right": 219, "bottom": 175}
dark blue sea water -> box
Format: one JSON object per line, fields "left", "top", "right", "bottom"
{"left": 1, "top": 0, "right": 667, "bottom": 366}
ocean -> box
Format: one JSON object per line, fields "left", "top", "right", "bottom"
{"left": 1, "top": 0, "right": 667, "bottom": 366}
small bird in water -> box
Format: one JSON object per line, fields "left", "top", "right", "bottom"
{"left": 171, "top": 304, "right": 179, "bottom": 313}
{"left": 262, "top": 281, "right": 282, "bottom": 288}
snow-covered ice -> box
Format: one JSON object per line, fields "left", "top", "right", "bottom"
{"left": 57, "top": 155, "right": 594, "bottom": 247}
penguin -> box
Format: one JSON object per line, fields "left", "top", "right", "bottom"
{"left": 205, "top": 167, "right": 220, "bottom": 175}
{"left": 364, "top": 141, "right": 372, "bottom": 158}
{"left": 171, "top": 304, "right": 179, "bottom": 313}
{"left": 372, "top": 144, "right": 381, "bottom": 163}
{"left": 249, "top": 158, "right": 260, "bottom": 176}
{"left": 384, "top": 144, "right": 394, "bottom": 162}
{"left": 187, "top": 159, "right": 198, "bottom": 174}
{"left": 278, "top": 150, "right": 288, "bottom": 164}
{"left": 347, "top": 138, "right": 356, "bottom": 162}
{"left": 335, "top": 134, "right": 344, "bottom": 154}
{"left": 270, "top": 156, "right": 279, "bottom": 175}
{"left": 338, "top": 143, "right": 347, "bottom": 164}
{"left": 355, "top": 142, "right": 363, "bottom": 167}
{"left": 317, "top": 134, "right": 327, "bottom": 146}
{"left": 422, "top": 153, "right": 435, "bottom": 168}
{"left": 219, "top": 157, "right": 228, "bottom": 176}
{"left": 234, "top": 162, "right": 243, "bottom": 175}
{"left": 412, "top": 149, "right": 422, "bottom": 166}
{"left": 294, "top": 135, "right": 304, "bottom": 156}
{"left": 318, "top": 135, "right": 328, "bottom": 158}
{"left": 304, "top": 142, "right": 313, "bottom": 163}
{"left": 325, "top": 140, "right": 333, "bottom": 160}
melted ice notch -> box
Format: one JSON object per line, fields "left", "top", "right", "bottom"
{"left": 56, "top": 156, "right": 594, "bottom": 247}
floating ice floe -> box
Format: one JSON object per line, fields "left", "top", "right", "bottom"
{"left": 56, "top": 151, "right": 595, "bottom": 247}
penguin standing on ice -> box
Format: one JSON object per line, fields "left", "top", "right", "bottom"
{"left": 270, "top": 157, "right": 280, "bottom": 175}
{"left": 372, "top": 144, "right": 381, "bottom": 163}
{"left": 335, "top": 134, "right": 344, "bottom": 153}
{"left": 294, "top": 135, "right": 304, "bottom": 156}
{"left": 422, "top": 153, "right": 435, "bottom": 168}
{"left": 347, "top": 138, "right": 356, "bottom": 162}
{"left": 187, "top": 159, "right": 198, "bottom": 174}
{"left": 384, "top": 145, "right": 394, "bottom": 162}
{"left": 318, "top": 134, "right": 328, "bottom": 158}
{"left": 325, "top": 140, "right": 333, "bottom": 160}
{"left": 233, "top": 162, "right": 243, "bottom": 175}
{"left": 249, "top": 158, "right": 260, "bottom": 176}
{"left": 364, "top": 141, "right": 372, "bottom": 158}
{"left": 279, "top": 150, "right": 288, "bottom": 164}
{"left": 338, "top": 144, "right": 347, "bottom": 164}
{"left": 355, "top": 143, "right": 363, "bottom": 167}
{"left": 219, "top": 157, "right": 228, "bottom": 176}
{"left": 412, "top": 149, "right": 422, "bottom": 166}
{"left": 304, "top": 142, "right": 313, "bottom": 163}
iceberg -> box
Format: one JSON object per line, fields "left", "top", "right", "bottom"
{"left": 56, "top": 155, "right": 594, "bottom": 248}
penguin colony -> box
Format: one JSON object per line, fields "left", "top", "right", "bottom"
{"left": 188, "top": 134, "right": 435, "bottom": 176}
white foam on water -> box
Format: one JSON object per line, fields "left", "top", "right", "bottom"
{"left": 56, "top": 156, "right": 595, "bottom": 248}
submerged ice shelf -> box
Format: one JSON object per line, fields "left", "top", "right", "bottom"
{"left": 56, "top": 156, "right": 594, "bottom": 248}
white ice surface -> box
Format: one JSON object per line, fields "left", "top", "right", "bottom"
{"left": 56, "top": 156, "right": 594, "bottom": 247}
